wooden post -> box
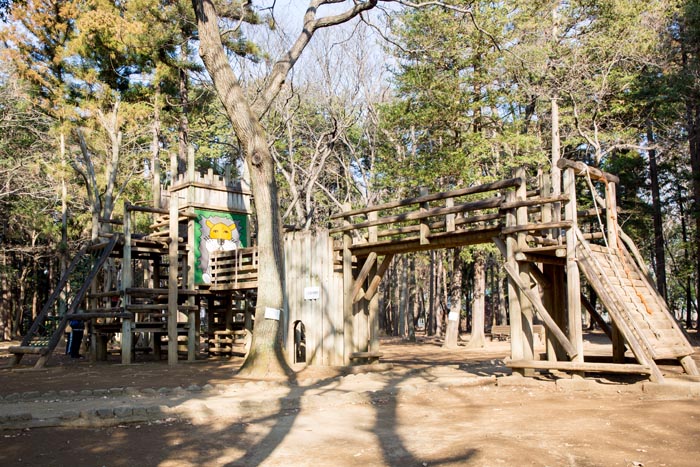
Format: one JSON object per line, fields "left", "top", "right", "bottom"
{"left": 515, "top": 167, "right": 535, "bottom": 365}
{"left": 368, "top": 211, "right": 379, "bottom": 353}
{"left": 504, "top": 190, "right": 524, "bottom": 370}
{"left": 121, "top": 203, "right": 133, "bottom": 364}
{"left": 606, "top": 182, "right": 625, "bottom": 362}
{"left": 605, "top": 181, "right": 618, "bottom": 249}
{"left": 342, "top": 203, "right": 354, "bottom": 365}
{"left": 187, "top": 206, "right": 197, "bottom": 361}
{"left": 446, "top": 198, "right": 455, "bottom": 232}
{"left": 186, "top": 146, "right": 197, "bottom": 361}
{"left": 168, "top": 193, "right": 179, "bottom": 365}
{"left": 563, "top": 168, "right": 584, "bottom": 363}
{"left": 540, "top": 172, "right": 567, "bottom": 361}
{"left": 419, "top": 187, "right": 430, "bottom": 245}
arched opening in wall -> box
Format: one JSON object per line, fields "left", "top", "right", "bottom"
{"left": 293, "top": 320, "right": 306, "bottom": 364}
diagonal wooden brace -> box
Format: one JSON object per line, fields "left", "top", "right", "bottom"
{"left": 502, "top": 262, "right": 578, "bottom": 359}
{"left": 353, "top": 253, "right": 395, "bottom": 304}
{"left": 351, "top": 252, "right": 377, "bottom": 303}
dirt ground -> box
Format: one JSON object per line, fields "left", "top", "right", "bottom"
{"left": 1, "top": 331, "right": 700, "bottom": 467}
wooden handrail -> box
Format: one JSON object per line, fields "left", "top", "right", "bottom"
{"left": 329, "top": 196, "right": 503, "bottom": 235}
{"left": 330, "top": 177, "right": 522, "bottom": 220}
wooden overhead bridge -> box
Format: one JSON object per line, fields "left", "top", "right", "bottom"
{"left": 328, "top": 159, "right": 698, "bottom": 382}
{"left": 7, "top": 159, "right": 698, "bottom": 382}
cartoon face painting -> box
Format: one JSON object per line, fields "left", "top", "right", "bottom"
{"left": 199, "top": 217, "right": 241, "bottom": 284}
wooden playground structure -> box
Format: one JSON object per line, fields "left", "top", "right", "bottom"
{"left": 7, "top": 157, "right": 699, "bottom": 383}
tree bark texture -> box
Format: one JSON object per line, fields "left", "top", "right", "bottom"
{"left": 466, "top": 251, "right": 486, "bottom": 349}
{"left": 647, "top": 122, "right": 667, "bottom": 299}
{"left": 193, "top": 0, "right": 288, "bottom": 377}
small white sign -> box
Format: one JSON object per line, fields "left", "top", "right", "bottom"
{"left": 417, "top": 318, "right": 425, "bottom": 328}
{"left": 264, "top": 307, "right": 281, "bottom": 321}
{"left": 304, "top": 286, "right": 321, "bottom": 300}
{"left": 448, "top": 311, "right": 460, "bottom": 322}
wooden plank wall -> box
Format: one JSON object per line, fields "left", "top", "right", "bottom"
{"left": 284, "top": 230, "right": 343, "bottom": 366}
{"left": 164, "top": 170, "right": 252, "bottom": 215}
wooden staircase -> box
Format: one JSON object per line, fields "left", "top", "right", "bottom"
{"left": 7, "top": 236, "right": 119, "bottom": 369}
{"left": 575, "top": 228, "right": 698, "bottom": 382}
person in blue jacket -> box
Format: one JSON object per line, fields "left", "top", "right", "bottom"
{"left": 67, "top": 319, "right": 85, "bottom": 358}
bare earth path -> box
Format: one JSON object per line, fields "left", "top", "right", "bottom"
{"left": 1, "top": 332, "right": 699, "bottom": 467}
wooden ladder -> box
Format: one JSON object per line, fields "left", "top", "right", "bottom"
{"left": 7, "top": 236, "right": 119, "bottom": 369}
{"left": 575, "top": 229, "right": 664, "bottom": 382}
{"left": 576, "top": 228, "right": 699, "bottom": 381}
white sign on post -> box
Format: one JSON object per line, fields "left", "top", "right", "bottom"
{"left": 264, "top": 307, "right": 281, "bottom": 321}
{"left": 448, "top": 311, "right": 460, "bottom": 322}
{"left": 304, "top": 286, "right": 320, "bottom": 301}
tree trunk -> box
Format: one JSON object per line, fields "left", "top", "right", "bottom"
{"left": 679, "top": 187, "right": 695, "bottom": 328}
{"left": 647, "top": 121, "right": 667, "bottom": 299}
{"left": 443, "top": 248, "right": 463, "bottom": 349}
{"left": 466, "top": 251, "right": 486, "bottom": 349}
{"left": 398, "top": 256, "right": 408, "bottom": 337}
{"left": 428, "top": 250, "right": 436, "bottom": 336}
{"left": 178, "top": 46, "right": 189, "bottom": 175}
{"left": 407, "top": 255, "right": 416, "bottom": 342}
{"left": 193, "top": 0, "right": 289, "bottom": 377}
{"left": 436, "top": 251, "right": 445, "bottom": 337}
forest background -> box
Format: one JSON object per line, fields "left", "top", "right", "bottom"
{"left": 0, "top": 0, "right": 699, "bottom": 352}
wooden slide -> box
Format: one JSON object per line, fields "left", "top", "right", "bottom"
{"left": 575, "top": 228, "right": 698, "bottom": 381}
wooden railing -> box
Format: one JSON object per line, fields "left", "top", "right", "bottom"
{"left": 208, "top": 247, "right": 259, "bottom": 291}
{"left": 329, "top": 178, "right": 525, "bottom": 255}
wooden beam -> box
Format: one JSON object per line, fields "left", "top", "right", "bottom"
{"left": 564, "top": 168, "right": 585, "bottom": 364}
{"left": 351, "top": 252, "right": 378, "bottom": 303}
{"left": 501, "top": 220, "right": 572, "bottom": 235}
{"left": 503, "top": 262, "right": 578, "bottom": 358}
{"left": 514, "top": 253, "right": 566, "bottom": 266}
{"left": 507, "top": 359, "right": 651, "bottom": 375}
{"left": 419, "top": 187, "right": 430, "bottom": 245}
{"left": 168, "top": 193, "right": 179, "bottom": 365}
{"left": 499, "top": 194, "right": 569, "bottom": 210}
{"left": 556, "top": 158, "right": 620, "bottom": 184}
{"left": 342, "top": 204, "right": 354, "bottom": 365}
{"left": 349, "top": 227, "right": 501, "bottom": 257}
{"left": 362, "top": 254, "right": 395, "bottom": 302}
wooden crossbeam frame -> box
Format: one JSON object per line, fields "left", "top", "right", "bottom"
{"left": 352, "top": 253, "right": 395, "bottom": 304}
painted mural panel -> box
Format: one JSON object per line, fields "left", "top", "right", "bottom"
{"left": 195, "top": 209, "right": 247, "bottom": 284}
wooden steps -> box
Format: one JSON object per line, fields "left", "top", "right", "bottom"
{"left": 8, "top": 236, "right": 119, "bottom": 369}
{"left": 575, "top": 230, "right": 697, "bottom": 380}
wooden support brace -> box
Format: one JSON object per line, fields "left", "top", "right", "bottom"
{"left": 361, "top": 254, "right": 395, "bottom": 303}
{"left": 502, "top": 262, "right": 578, "bottom": 358}
{"left": 351, "top": 252, "right": 378, "bottom": 303}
